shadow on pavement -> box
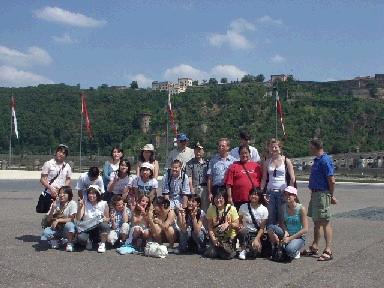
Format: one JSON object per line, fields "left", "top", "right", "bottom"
{"left": 15, "top": 234, "right": 49, "bottom": 251}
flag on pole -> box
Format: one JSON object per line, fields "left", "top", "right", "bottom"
{"left": 276, "top": 92, "right": 286, "bottom": 137}
{"left": 81, "top": 93, "right": 93, "bottom": 139}
{"left": 167, "top": 92, "right": 178, "bottom": 136}
{"left": 11, "top": 96, "right": 19, "bottom": 139}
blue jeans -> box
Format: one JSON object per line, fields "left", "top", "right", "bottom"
{"left": 268, "top": 225, "right": 305, "bottom": 258}
{"left": 41, "top": 222, "right": 75, "bottom": 241}
{"left": 267, "top": 190, "right": 284, "bottom": 225}
{"left": 179, "top": 229, "right": 205, "bottom": 253}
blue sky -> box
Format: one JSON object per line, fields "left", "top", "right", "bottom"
{"left": 0, "top": 0, "right": 383, "bottom": 88}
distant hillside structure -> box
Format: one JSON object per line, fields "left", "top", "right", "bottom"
{"left": 152, "top": 78, "right": 193, "bottom": 95}
{"left": 270, "top": 74, "right": 293, "bottom": 84}
{"left": 140, "top": 112, "right": 151, "bottom": 134}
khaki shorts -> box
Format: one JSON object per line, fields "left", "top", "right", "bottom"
{"left": 308, "top": 191, "right": 331, "bottom": 221}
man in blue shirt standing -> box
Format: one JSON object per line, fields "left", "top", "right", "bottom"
{"left": 303, "top": 138, "right": 337, "bottom": 261}
{"left": 207, "top": 138, "right": 236, "bottom": 203}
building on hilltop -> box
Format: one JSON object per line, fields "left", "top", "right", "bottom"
{"left": 375, "top": 74, "right": 384, "bottom": 81}
{"left": 152, "top": 78, "right": 193, "bottom": 95}
{"left": 270, "top": 74, "right": 293, "bottom": 84}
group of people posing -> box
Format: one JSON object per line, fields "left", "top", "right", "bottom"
{"left": 38, "top": 131, "right": 337, "bottom": 262}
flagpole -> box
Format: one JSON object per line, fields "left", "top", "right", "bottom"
{"left": 79, "top": 94, "right": 83, "bottom": 173}
{"left": 274, "top": 87, "right": 278, "bottom": 139}
{"left": 165, "top": 92, "right": 169, "bottom": 171}
{"left": 9, "top": 96, "right": 12, "bottom": 167}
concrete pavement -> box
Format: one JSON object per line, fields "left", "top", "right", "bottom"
{"left": 0, "top": 179, "right": 383, "bottom": 288}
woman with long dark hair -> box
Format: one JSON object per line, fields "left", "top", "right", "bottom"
{"left": 107, "top": 158, "right": 134, "bottom": 204}
{"left": 76, "top": 186, "right": 110, "bottom": 253}
{"left": 103, "top": 146, "right": 124, "bottom": 195}
{"left": 204, "top": 188, "right": 239, "bottom": 259}
{"left": 177, "top": 194, "right": 206, "bottom": 254}
{"left": 237, "top": 189, "right": 268, "bottom": 260}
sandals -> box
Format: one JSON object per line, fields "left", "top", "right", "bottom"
{"left": 318, "top": 250, "right": 333, "bottom": 261}
{"left": 301, "top": 246, "right": 319, "bottom": 256}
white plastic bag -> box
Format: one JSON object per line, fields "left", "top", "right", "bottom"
{"left": 144, "top": 242, "right": 168, "bottom": 258}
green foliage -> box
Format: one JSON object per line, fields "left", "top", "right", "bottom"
{"left": 255, "top": 74, "right": 265, "bottom": 83}
{"left": 130, "top": 81, "right": 138, "bottom": 89}
{"left": 208, "top": 78, "right": 218, "bottom": 85}
{"left": 241, "top": 74, "right": 255, "bottom": 83}
{"left": 0, "top": 81, "right": 383, "bottom": 158}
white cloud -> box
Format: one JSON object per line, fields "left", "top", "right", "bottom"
{"left": 210, "top": 65, "right": 247, "bottom": 80}
{"left": 52, "top": 33, "right": 77, "bottom": 44}
{"left": 164, "top": 64, "right": 208, "bottom": 80}
{"left": 229, "top": 18, "right": 256, "bottom": 33}
{"left": 0, "top": 65, "right": 54, "bottom": 87}
{"left": 163, "top": 64, "right": 246, "bottom": 81}
{"left": 34, "top": 6, "right": 107, "bottom": 28}
{"left": 270, "top": 54, "right": 286, "bottom": 64}
{"left": 257, "top": 15, "right": 283, "bottom": 25}
{"left": 208, "top": 18, "right": 255, "bottom": 50}
{"left": 209, "top": 31, "right": 252, "bottom": 50}
{"left": 129, "top": 73, "right": 153, "bottom": 88}
{"left": 0, "top": 45, "right": 52, "bottom": 67}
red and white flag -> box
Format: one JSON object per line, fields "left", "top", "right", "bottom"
{"left": 81, "top": 93, "right": 93, "bottom": 139}
{"left": 276, "top": 92, "right": 286, "bottom": 137}
{"left": 11, "top": 96, "right": 19, "bottom": 139}
{"left": 167, "top": 92, "right": 178, "bottom": 136}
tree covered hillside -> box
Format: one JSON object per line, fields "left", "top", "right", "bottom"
{"left": 0, "top": 81, "right": 383, "bottom": 160}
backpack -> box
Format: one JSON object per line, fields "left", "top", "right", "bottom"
{"left": 284, "top": 156, "right": 297, "bottom": 188}
{"left": 271, "top": 243, "right": 288, "bottom": 262}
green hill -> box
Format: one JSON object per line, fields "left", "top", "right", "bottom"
{"left": 0, "top": 80, "right": 383, "bottom": 160}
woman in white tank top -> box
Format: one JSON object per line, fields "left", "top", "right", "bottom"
{"left": 266, "top": 159, "right": 286, "bottom": 191}
{"left": 260, "top": 138, "right": 296, "bottom": 225}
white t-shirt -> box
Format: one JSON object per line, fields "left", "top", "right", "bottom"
{"left": 83, "top": 200, "right": 108, "bottom": 221}
{"left": 230, "top": 146, "right": 261, "bottom": 162}
{"left": 50, "top": 200, "right": 77, "bottom": 217}
{"left": 109, "top": 174, "right": 135, "bottom": 195}
{"left": 41, "top": 159, "right": 72, "bottom": 190}
{"left": 238, "top": 203, "right": 268, "bottom": 232}
{"left": 76, "top": 172, "right": 105, "bottom": 194}
{"left": 166, "top": 147, "right": 195, "bottom": 168}
{"left": 132, "top": 177, "right": 158, "bottom": 195}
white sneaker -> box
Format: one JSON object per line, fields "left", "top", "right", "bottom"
{"left": 97, "top": 242, "right": 106, "bottom": 253}
{"left": 294, "top": 251, "right": 301, "bottom": 259}
{"left": 86, "top": 239, "right": 93, "bottom": 250}
{"left": 238, "top": 250, "right": 246, "bottom": 260}
{"left": 66, "top": 243, "right": 74, "bottom": 252}
{"left": 49, "top": 239, "right": 59, "bottom": 249}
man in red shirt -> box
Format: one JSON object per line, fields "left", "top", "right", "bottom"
{"left": 225, "top": 145, "right": 262, "bottom": 210}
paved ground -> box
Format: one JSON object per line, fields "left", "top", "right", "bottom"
{"left": 0, "top": 178, "right": 383, "bottom": 288}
